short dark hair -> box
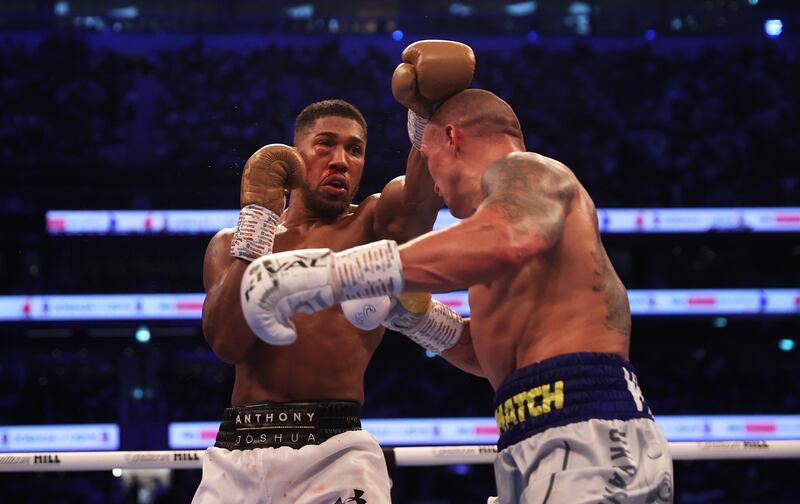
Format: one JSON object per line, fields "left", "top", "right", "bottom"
{"left": 294, "top": 99, "right": 367, "bottom": 141}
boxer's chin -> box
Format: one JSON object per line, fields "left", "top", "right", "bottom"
{"left": 302, "top": 187, "right": 351, "bottom": 218}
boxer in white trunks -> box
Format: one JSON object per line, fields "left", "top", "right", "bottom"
{"left": 194, "top": 42, "right": 475, "bottom": 504}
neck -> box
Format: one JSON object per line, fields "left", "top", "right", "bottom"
{"left": 462, "top": 137, "right": 525, "bottom": 214}
{"left": 280, "top": 191, "right": 348, "bottom": 229}
{"left": 281, "top": 193, "right": 317, "bottom": 228}
{"left": 478, "top": 136, "right": 525, "bottom": 166}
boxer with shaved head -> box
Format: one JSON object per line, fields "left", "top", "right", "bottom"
{"left": 248, "top": 88, "right": 674, "bottom": 503}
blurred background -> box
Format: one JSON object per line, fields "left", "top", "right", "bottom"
{"left": 1, "top": 0, "right": 799, "bottom": 502}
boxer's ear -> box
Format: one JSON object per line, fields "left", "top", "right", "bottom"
{"left": 445, "top": 124, "right": 462, "bottom": 156}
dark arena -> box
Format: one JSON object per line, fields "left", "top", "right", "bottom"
{"left": 1, "top": 1, "right": 799, "bottom": 503}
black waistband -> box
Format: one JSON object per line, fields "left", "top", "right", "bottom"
{"left": 494, "top": 352, "right": 654, "bottom": 451}
{"left": 214, "top": 400, "right": 361, "bottom": 450}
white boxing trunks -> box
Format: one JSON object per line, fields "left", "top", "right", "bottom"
{"left": 192, "top": 400, "right": 391, "bottom": 504}
{"left": 492, "top": 352, "right": 673, "bottom": 504}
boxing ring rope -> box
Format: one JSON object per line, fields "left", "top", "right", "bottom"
{"left": 2, "top": 441, "right": 799, "bottom": 472}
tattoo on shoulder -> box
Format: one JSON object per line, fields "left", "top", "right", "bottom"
{"left": 480, "top": 154, "right": 575, "bottom": 242}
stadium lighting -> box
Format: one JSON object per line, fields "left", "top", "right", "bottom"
{"left": 285, "top": 4, "right": 313, "bottom": 19}
{"left": 765, "top": 19, "right": 783, "bottom": 38}
{"left": 449, "top": 3, "right": 473, "bottom": 16}
{"left": 328, "top": 18, "right": 339, "bottom": 33}
{"left": 135, "top": 325, "right": 151, "bottom": 343}
{"left": 54, "top": 2, "right": 70, "bottom": 17}
{"left": 505, "top": 1, "right": 537, "bottom": 16}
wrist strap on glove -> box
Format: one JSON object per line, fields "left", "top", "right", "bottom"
{"left": 333, "top": 240, "right": 404, "bottom": 301}
{"left": 386, "top": 297, "right": 464, "bottom": 354}
{"left": 407, "top": 109, "right": 429, "bottom": 151}
{"left": 230, "top": 204, "right": 281, "bottom": 261}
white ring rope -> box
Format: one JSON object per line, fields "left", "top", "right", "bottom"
{"left": 0, "top": 441, "right": 798, "bottom": 472}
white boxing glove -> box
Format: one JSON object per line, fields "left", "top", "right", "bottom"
{"left": 343, "top": 292, "right": 464, "bottom": 354}
{"left": 240, "top": 248, "right": 336, "bottom": 345}
{"left": 240, "top": 240, "right": 404, "bottom": 345}
{"left": 341, "top": 296, "right": 393, "bottom": 331}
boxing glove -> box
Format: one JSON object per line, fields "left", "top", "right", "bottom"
{"left": 391, "top": 40, "right": 475, "bottom": 150}
{"left": 231, "top": 144, "right": 306, "bottom": 261}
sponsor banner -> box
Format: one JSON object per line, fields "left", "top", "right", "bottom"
{"left": 598, "top": 207, "right": 800, "bottom": 233}
{"left": 656, "top": 415, "right": 800, "bottom": 441}
{"left": 762, "top": 289, "right": 800, "bottom": 314}
{"left": 744, "top": 208, "right": 800, "bottom": 232}
{"left": 46, "top": 210, "right": 239, "bottom": 235}
{"left": 363, "top": 418, "right": 500, "bottom": 446}
{"left": 432, "top": 292, "right": 470, "bottom": 316}
{"left": 167, "top": 415, "right": 800, "bottom": 449}
{"left": 0, "top": 294, "right": 206, "bottom": 321}
{"left": 0, "top": 450, "right": 204, "bottom": 471}
{"left": 168, "top": 422, "right": 221, "bottom": 449}
{"left": 0, "top": 424, "right": 119, "bottom": 452}
{"left": 629, "top": 289, "right": 764, "bottom": 315}
{"left": 47, "top": 208, "right": 800, "bottom": 235}
{"left": 2, "top": 290, "right": 797, "bottom": 322}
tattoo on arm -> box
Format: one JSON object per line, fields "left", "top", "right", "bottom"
{"left": 455, "top": 321, "right": 481, "bottom": 369}
{"left": 479, "top": 154, "right": 575, "bottom": 244}
{"left": 589, "top": 210, "right": 631, "bottom": 337}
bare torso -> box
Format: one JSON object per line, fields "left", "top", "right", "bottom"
{"left": 468, "top": 176, "right": 631, "bottom": 390}
{"left": 223, "top": 202, "right": 384, "bottom": 406}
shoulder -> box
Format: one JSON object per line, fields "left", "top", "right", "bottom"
{"left": 208, "top": 227, "right": 234, "bottom": 251}
{"left": 204, "top": 228, "right": 236, "bottom": 268}
{"left": 326, "top": 199, "right": 380, "bottom": 235}
{"left": 203, "top": 228, "right": 236, "bottom": 290}
{"left": 350, "top": 194, "right": 380, "bottom": 218}
{"left": 486, "top": 152, "right": 573, "bottom": 180}
{"left": 482, "top": 152, "right": 576, "bottom": 198}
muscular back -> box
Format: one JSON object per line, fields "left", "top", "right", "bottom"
{"left": 468, "top": 153, "right": 630, "bottom": 389}
{"left": 205, "top": 201, "right": 384, "bottom": 406}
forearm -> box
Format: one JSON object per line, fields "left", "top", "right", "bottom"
{"left": 399, "top": 209, "right": 522, "bottom": 292}
{"left": 203, "top": 260, "right": 258, "bottom": 364}
{"left": 439, "top": 320, "right": 483, "bottom": 377}
{"left": 402, "top": 147, "right": 441, "bottom": 214}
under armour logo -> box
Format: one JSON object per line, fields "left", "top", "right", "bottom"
{"left": 333, "top": 489, "right": 367, "bottom": 504}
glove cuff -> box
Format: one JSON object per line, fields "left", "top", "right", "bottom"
{"left": 407, "top": 109, "right": 429, "bottom": 151}
{"left": 402, "top": 300, "right": 464, "bottom": 354}
{"left": 231, "top": 204, "right": 281, "bottom": 261}
{"left": 333, "top": 240, "right": 404, "bottom": 301}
